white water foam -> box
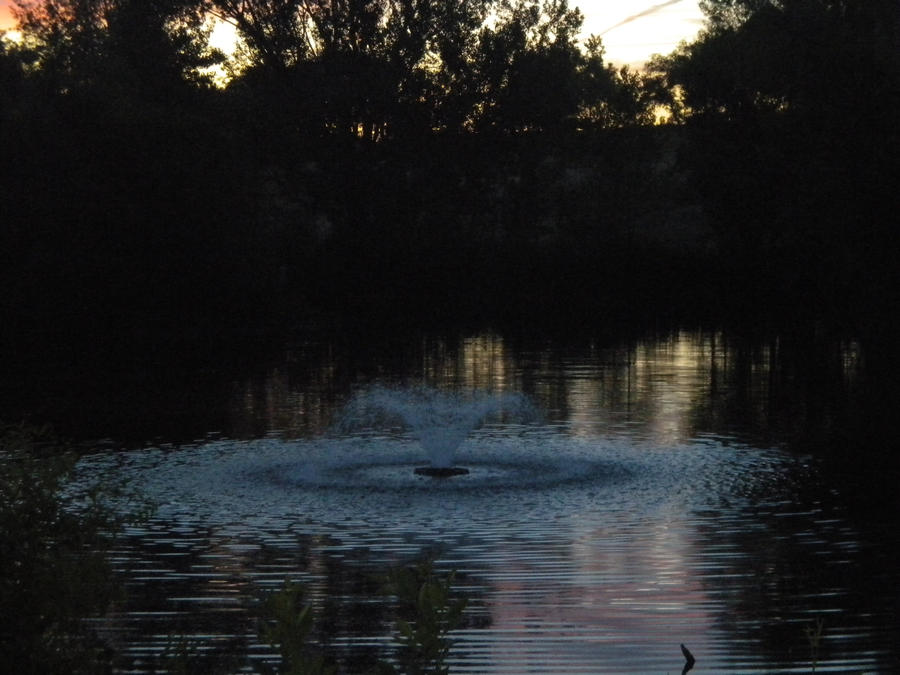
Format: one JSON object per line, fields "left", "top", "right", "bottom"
{"left": 72, "top": 427, "right": 796, "bottom": 537}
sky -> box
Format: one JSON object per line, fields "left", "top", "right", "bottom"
{"left": 579, "top": 0, "right": 705, "bottom": 65}
{"left": 1, "top": 0, "right": 706, "bottom": 67}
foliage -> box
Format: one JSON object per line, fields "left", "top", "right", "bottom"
{"left": 3, "top": 0, "right": 899, "bottom": 350}
{"left": 673, "top": 0, "right": 900, "bottom": 124}
{"left": 211, "top": 0, "right": 494, "bottom": 137}
{"left": 252, "top": 564, "right": 467, "bottom": 674}
{"left": 256, "top": 581, "right": 336, "bottom": 675}
{"left": 5, "top": 0, "right": 637, "bottom": 138}
{"left": 652, "top": 0, "right": 900, "bottom": 315}
{"left": 699, "top": 0, "right": 772, "bottom": 31}
{"left": 804, "top": 616, "right": 825, "bottom": 673}
{"left": 469, "top": 0, "right": 584, "bottom": 133}
{"left": 12, "top": 0, "right": 221, "bottom": 93}
{"left": 380, "top": 560, "right": 468, "bottom": 675}
{"left": 0, "top": 422, "right": 141, "bottom": 672}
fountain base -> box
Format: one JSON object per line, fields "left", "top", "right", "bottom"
{"left": 414, "top": 466, "right": 470, "bottom": 478}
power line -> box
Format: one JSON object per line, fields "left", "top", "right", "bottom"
{"left": 599, "top": 0, "right": 687, "bottom": 36}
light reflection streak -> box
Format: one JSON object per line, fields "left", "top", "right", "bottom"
{"left": 228, "top": 329, "right": 864, "bottom": 448}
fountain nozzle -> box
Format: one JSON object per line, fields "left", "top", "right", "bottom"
{"left": 414, "top": 466, "right": 470, "bottom": 478}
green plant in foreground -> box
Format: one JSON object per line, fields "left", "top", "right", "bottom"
{"left": 0, "top": 422, "right": 140, "bottom": 673}
{"left": 381, "top": 560, "right": 468, "bottom": 675}
{"left": 256, "top": 561, "right": 468, "bottom": 675}
{"left": 805, "top": 616, "right": 825, "bottom": 674}
{"left": 152, "top": 633, "right": 246, "bottom": 675}
{"left": 257, "top": 581, "right": 336, "bottom": 675}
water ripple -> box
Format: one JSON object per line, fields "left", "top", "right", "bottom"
{"left": 69, "top": 431, "right": 895, "bottom": 673}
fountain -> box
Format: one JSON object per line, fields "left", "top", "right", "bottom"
{"left": 338, "top": 386, "right": 539, "bottom": 477}
{"left": 63, "top": 361, "right": 856, "bottom": 673}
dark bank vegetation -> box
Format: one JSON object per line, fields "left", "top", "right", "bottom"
{"left": 1, "top": 0, "right": 898, "bottom": 358}
{"left": 0, "top": 422, "right": 149, "bottom": 672}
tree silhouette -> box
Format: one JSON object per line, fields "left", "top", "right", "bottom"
{"left": 579, "top": 36, "right": 657, "bottom": 128}
{"left": 211, "top": 0, "right": 313, "bottom": 70}
{"left": 9, "top": 0, "right": 894, "bottom": 358}
{"left": 13, "top": 0, "right": 218, "bottom": 93}
{"left": 469, "top": 0, "right": 585, "bottom": 133}
{"left": 655, "top": 0, "right": 900, "bottom": 314}
{"left": 678, "top": 0, "right": 900, "bottom": 125}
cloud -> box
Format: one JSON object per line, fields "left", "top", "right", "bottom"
{"left": 599, "top": 0, "right": 686, "bottom": 36}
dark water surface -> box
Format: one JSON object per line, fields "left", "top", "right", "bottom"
{"left": 60, "top": 328, "right": 900, "bottom": 672}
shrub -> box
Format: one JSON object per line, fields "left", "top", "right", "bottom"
{"left": 0, "top": 422, "right": 136, "bottom": 673}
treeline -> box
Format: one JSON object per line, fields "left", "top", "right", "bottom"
{"left": 651, "top": 0, "right": 900, "bottom": 329}
{"left": 1, "top": 0, "right": 899, "bottom": 360}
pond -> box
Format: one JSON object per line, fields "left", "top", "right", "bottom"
{"left": 68, "top": 327, "right": 898, "bottom": 673}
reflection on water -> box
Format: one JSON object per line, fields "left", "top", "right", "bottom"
{"left": 227, "top": 330, "right": 863, "bottom": 448}
{"left": 75, "top": 328, "right": 893, "bottom": 673}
